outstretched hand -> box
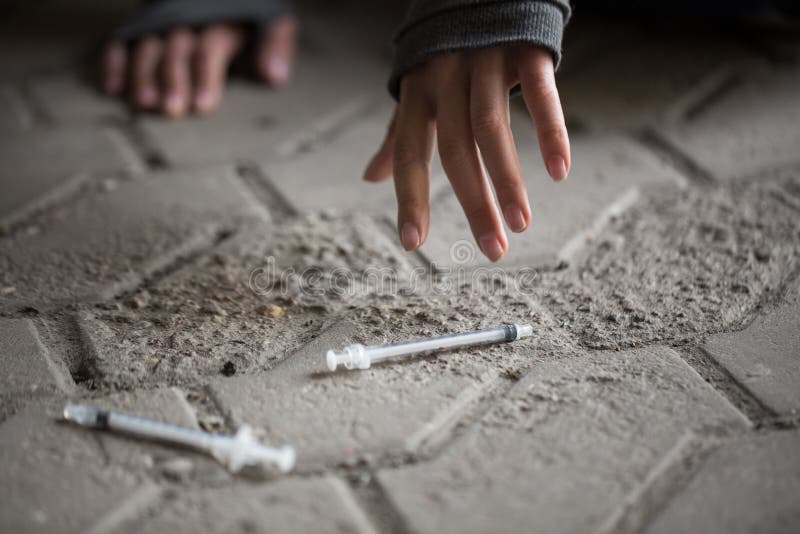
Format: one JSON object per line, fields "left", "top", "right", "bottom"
{"left": 101, "top": 17, "right": 297, "bottom": 116}
{"left": 364, "top": 46, "right": 570, "bottom": 262}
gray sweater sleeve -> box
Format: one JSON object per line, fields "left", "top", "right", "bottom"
{"left": 112, "top": 0, "right": 288, "bottom": 42}
{"left": 389, "top": 0, "right": 571, "bottom": 98}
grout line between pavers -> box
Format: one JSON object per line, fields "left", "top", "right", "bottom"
{"left": 634, "top": 128, "right": 716, "bottom": 187}
{"left": 596, "top": 431, "right": 716, "bottom": 534}
{"left": 84, "top": 481, "right": 162, "bottom": 534}
{"left": 677, "top": 344, "right": 774, "bottom": 428}
{"left": 346, "top": 473, "right": 417, "bottom": 534}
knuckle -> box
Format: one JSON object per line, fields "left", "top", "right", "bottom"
{"left": 470, "top": 107, "right": 507, "bottom": 137}
{"left": 437, "top": 136, "right": 472, "bottom": 169}
{"left": 539, "top": 124, "right": 568, "bottom": 146}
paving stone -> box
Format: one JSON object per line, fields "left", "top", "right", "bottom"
{"left": 78, "top": 213, "right": 420, "bottom": 388}
{"left": 90, "top": 388, "right": 200, "bottom": 470}
{"left": 531, "top": 167, "right": 800, "bottom": 350}
{"left": 0, "top": 318, "right": 70, "bottom": 399}
{"left": 0, "top": 127, "right": 140, "bottom": 228}
{"left": 0, "top": 165, "right": 268, "bottom": 309}
{"left": 645, "top": 430, "right": 800, "bottom": 534}
{"left": 559, "top": 30, "right": 754, "bottom": 129}
{"left": 663, "top": 68, "right": 800, "bottom": 179}
{"left": 207, "top": 287, "right": 567, "bottom": 469}
{"left": 421, "top": 125, "right": 686, "bottom": 269}
{"left": 137, "top": 49, "right": 386, "bottom": 168}
{"left": 377, "top": 346, "right": 748, "bottom": 534}
{"left": 260, "top": 103, "right": 448, "bottom": 217}
{"left": 116, "top": 475, "right": 375, "bottom": 534}
{"left": 0, "top": 84, "right": 33, "bottom": 135}
{"left": 0, "top": 401, "right": 158, "bottom": 534}
{"left": 703, "top": 275, "right": 800, "bottom": 416}
{"left": 29, "top": 74, "right": 127, "bottom": 124}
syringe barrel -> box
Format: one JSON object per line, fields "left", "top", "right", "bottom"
{"left": 367, "top": 324, "right": 526, "bottom": 364}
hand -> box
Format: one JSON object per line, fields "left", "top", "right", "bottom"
{"left": 364, "top": 46, "right": 570, "bottom": 262}
{"left": 101, "top": 17, "right": 297, "bottom": 117}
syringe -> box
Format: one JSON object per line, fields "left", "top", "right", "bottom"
{"left": 63, "top": 404, "right": 295, "bottom": 474}
{"left": 325, "top": 323, "right": 533, "bottom": 371}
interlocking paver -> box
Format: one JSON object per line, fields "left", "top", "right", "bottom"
{"left": 703, "top": 275, "right": 800, "bottom": 416}
{"left": 116, "top": 475, "right": 375, "bottom": 534}
{"left": 421, "top": 125, "right": 685, "bottom": 269}
{"left": 645, "top": 430, "right": 800, "bottom": 534}
{"left": 0, "top": 127, "right": 138, "bottom": 228}
{"left": 0, "top": 166, "right": 268, "bottom": 309}
{"left": 78, "top": 213, "right": 417, "bottom": 388}
{"left": 209, "top": 318, "right": 499, "bottom": 467}
{"left": 260, "top": 103, "right": 447, "bottom": 216}
{"left": 0, "top": 318, "right": 69, "bottom": 399}
{"left": 137, "top": 52, "right": 386, "bottom": 168}
{"left": 0, "top": 83, "right": 33, "bottom": 135}
{"left": 207, "top": 291, "right": 564, "bottom": 469}
{"left": 663, "top": 68, "right": 800, "bottom": 179}
{"left": 559, "top": 30, "right": 755, "bottom": 129}
{"left": 531, "top": 168, "right": 800, "bottom": 349}
{"left": 29, "top": 74, "right": 127, "bottom": 124}
{"left": 90, "top": 387, "right": 201, "bottom": 470}
{"left": 0, "top": 401, "right": 158, "bottom": 534}
{"left": 377, "top": 346, "right": 748, "bottom": 534}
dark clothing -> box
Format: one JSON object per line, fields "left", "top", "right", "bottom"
{"left": 389, "top": 0, "right": 570, "bottom": 98}
{"left": 113, "top": 0, "right": 570, "bottom": 100}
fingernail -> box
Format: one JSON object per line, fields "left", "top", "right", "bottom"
{"left": 504, "top": 204, "right": 528, "bottom": 232}
{"left": 479, "top": 234, "right": 505, "bottom": 262}
{"left": 268, "top": 57, "right": 289, "bottom": 83}
{"left": 547, "top": 156, "right": 568, "bottom": 181}
{"left": 400, "top": 223, "right": 420, "bottom": 251}
{"left": 139, "top": 87, "right": 157, "bottom": 106}
{"left": 166, "top": 94, "right": 183, "bottom": 115}
{"left": 195, "top": 89, "right": 213, "bottom": 112}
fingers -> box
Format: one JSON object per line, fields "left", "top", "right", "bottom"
{"left": 392, "top": 76, "right": 435, "bottom": 251}
{"left": 470, "top": 48, "right": 530, "bottom": 234}
{"left": 161, "top": 28, "right": 195, "bottom": 117}
{"left": 131, "top": 35, "right": 163, "bottom": 109}
{"left": 193, "top": 23, "right": 243, "bottom": 113}
{"left": 438, "top": 60, "right": 507, "bottom": 261}
{"left": 363, "top": 112, "right": 395, "bottom": 182}
{"left": 102, "top": 42, "right": 127, "bottom": 95}
{"left": 518, "top": 47, "right": 570, "bottom": 181}
{"left": 256, "top": 16, "right": 298, "bottom": 86}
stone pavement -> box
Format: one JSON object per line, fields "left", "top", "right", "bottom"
{"left": 1, "top": 2, "right": 800, "bottom": 533}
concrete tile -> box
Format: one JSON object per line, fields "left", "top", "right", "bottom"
{"left": 0, "top": 166, "right": 268, "bottom": 309}
{"left": 663, "top": 68, "right": 800, "bottom": 179}
{"left": 0, "top": 401, "right": 157, "bottom": 534}
{"left": 261, "top": 103, "right": 448, "bottom": 217}
{"left": 0, "top": 318, "right": 70, "bottom": 399}
{"left": 0, "top": 127, "right": 138, "bottom": 227}
{"left": 378, "top": 346, "right": 748, "bottom": 534}
{"left": 116, "top": 475, "right": 375, "bottom": 534}
{"left": 703, "top": 275, "right": 800, "bottom": 416}
{"left": 559, "top": 31, "right": 755, "bottom": 129}
{"left": 78, "top": 213, "right": 416, "bottom": 388}
{"left": 645, "top": 430, "right": 800, "bottom": 534}
{"left": 29, "top": 74, "right": 127, "bottom": 123}
{"left": 137, "top": 51, "right": 386, "bottom": 168}
{"left": 421, "top": 127, "right": 685, "bottom": 269}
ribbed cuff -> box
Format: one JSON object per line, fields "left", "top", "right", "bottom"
{"left": 389, "top": 1, "right": 568, "bottom": 99}
{"left": 113, "top": 0, "right": 289, "bottom": 42}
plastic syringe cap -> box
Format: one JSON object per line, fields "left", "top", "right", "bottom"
{"left": 326, "top": 350, "right": 338, "bottom": 371}
{"left": 514, "top": 324, "right": 534, "bottom": 339}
